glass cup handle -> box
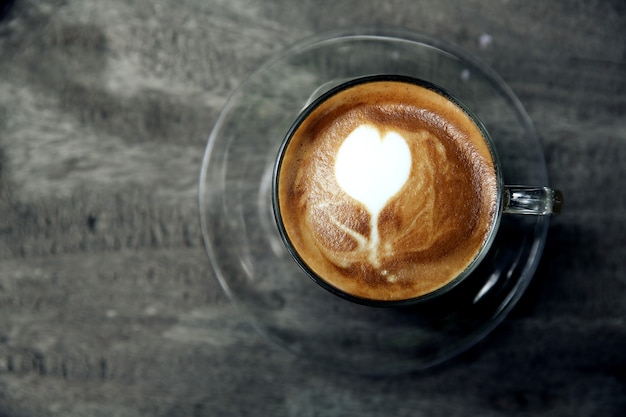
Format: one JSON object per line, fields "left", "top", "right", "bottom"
{"left": 503, "top": 186, "right": 563, "bottom": 215}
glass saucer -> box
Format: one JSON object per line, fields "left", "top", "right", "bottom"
{"left": 199, "top": 28, "right": 550, "bottom": 374}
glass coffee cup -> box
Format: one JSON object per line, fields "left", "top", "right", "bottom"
{"left": 272, "top": 74, "right": 562, "bottom": 307}
{"left": 200, "top": 28, "right": 562, "bottom": 372}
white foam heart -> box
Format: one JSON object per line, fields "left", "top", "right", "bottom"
{"left": 334, "top": 125, "right": 411, "bottom": 266}
{"left": 335, "top": 125, "right": 411, "bottom": 216}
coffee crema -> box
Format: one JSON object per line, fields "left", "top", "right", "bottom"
{"left": 275, "top": 77, "right": 499, "bottom": 302}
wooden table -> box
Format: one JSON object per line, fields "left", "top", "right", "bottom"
{"left": 0, "top": 1, "right": 624, "bottom": 415}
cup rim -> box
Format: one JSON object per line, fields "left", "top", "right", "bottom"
{"left": 272, "top": 74, "right": 504, "bottom": 308}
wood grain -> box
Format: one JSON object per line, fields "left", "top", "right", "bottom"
{"left": 1, "top": 0, "right": 625, "bottom": 416}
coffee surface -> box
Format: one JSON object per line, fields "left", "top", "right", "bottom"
{"left": 276, "top": 78, "right": 498, "bottom": 301}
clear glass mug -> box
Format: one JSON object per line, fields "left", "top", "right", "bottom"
{"left": 272, "top": 74, "right": 562, "bottom": 307}
{"left": 199, "top": 28, "right": 562, "bottom": 373}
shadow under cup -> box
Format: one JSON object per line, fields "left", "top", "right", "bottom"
{"left": 272, "top": 75, "right": 561, "bottom": 308}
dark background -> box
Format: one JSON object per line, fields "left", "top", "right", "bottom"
{"left": 1, "top": 1, "right": 625, "bottom": 416}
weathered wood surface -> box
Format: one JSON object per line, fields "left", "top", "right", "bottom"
{"left": 0, "top": 0, "right": 625, "bottom": 416}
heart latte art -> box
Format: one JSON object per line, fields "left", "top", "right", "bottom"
{"left": 276, "top": 78, "right": 498, "bottom": 302}
{"left": 334, "top": 125, "right": 412, "bottom": 268}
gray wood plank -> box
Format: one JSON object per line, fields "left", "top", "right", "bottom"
{"left": 0, "top": 0, "right": 625, "bottom": 416}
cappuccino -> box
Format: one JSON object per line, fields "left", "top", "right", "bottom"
{"left": 274, "top": 76, "right": 499, "bottom": 303}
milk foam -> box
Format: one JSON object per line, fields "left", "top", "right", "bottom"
{"left": 334, "top": 124, "right": 411, "bottom": 267}
{"left": 276, "top": 78, "right": 498, "bottom": 301}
